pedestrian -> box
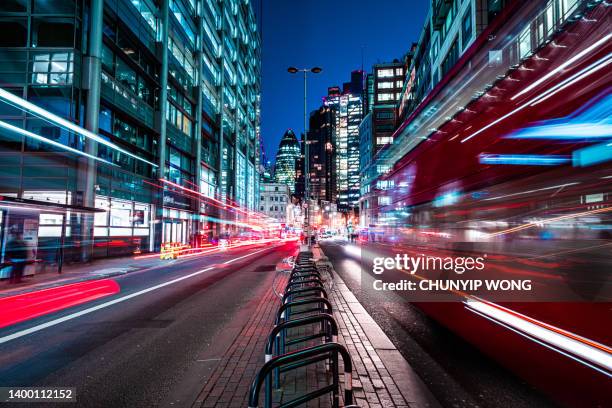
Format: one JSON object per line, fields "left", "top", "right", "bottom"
{"left": 5, "top": 230, "right": 29, "bottom": 284}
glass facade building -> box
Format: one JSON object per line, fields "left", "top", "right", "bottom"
{"left": 273, "top": 129, "right": 300, "bottom": 194}
{"left": 323, "top": 83, "right": 363, "bottom": 212}
{"left": 0, "top": 0, "right": 261, "bottom": 266}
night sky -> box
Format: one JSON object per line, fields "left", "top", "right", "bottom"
{"left": 253, "top": 0, "right": 430, "bottom": 164}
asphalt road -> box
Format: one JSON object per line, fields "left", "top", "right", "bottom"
{"left": 320, "top": 239, "right": 557, "bottom": 408}
{"left": 0, "top": 241, "right": 298, "bottom": 407}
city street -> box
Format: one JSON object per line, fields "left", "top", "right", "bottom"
{"left": 0, "top": 242, "right": 297, "bottom": 407}
{"left": 0, "top": 0, "right": 610, "bottom": 406}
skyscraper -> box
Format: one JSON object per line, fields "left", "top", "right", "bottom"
{"left": 307, "top": 106, "right": 336, "bottom": 203}
{"left": 0, "top": 0, "right": 261, "bottom": 261}
{"left": 324, "top": 73, "right": 363, "bottom": 212}
{"left": 274, "top": 129, "right": 300, "bottom": 194}
{"left": 359, "top": 60, "right": 405, "bottom": 227}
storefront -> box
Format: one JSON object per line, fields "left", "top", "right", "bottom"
{"left": 162, "top": 208, "right": 193, "bottom": 245}
{"left": 0, "top": 194, "right": 103, "bottom": 278}
{"left": 93, "top": 195, "right": 154, "bottom": 258}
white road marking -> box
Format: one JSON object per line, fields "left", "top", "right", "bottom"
{"left": 0, "top": 246, "right": 277, "bottom": 345}
{"left": 222, "top": 247, "right": 271, "bottom": 264}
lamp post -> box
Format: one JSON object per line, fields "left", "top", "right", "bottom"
{"left": 288, "top": 66, "right": 322, "bottom": 248}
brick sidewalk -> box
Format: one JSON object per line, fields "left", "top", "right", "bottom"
{"left": 193, "top": 246, "right": 440, "bottom": 408}
{"left": 193, "top": 265, "right": 291, "bottom": 407}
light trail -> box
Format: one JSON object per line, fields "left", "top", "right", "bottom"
{"left": 0, "top": 87, "right": 157, "bottom": 167}
{"left": 461, "top": 54, "right": 612, "bottom": 143}
{"left": 482, "top": 182, "right": 580, "bottom": 201}
{"left": 375, "top": 246, "right": 612, "bottom": 376}
{"left": 465, "top": 299, "right": 612, "bottom": 376}
{"left": 0, "top": 246, "right": 276, "bottom": 345}
{"left": 487, "top": 206, "right": 612, "bottom": 237}
{"left": 511, "top": 33, "right": 612, "bottom": 100}
{"left": 0, "top": 120, "right": 115, "bottom": 166}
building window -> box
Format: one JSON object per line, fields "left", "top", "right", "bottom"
{"left": 377, "top": 81, "right": 394, "bottom": 89}
{"left": 33, "top": 0, "right": 76, "bottom": 14}
{"left": 376, "top": 136, "right": 393, "bottom": 145}
{"left": 518, "top": 25, "right": 531, "bottom": 59}
{"left": 116, "top": 58, "right": 137, "bottom": 94}
{"left": 31, "top": 18, "right": 75, "bottom": 48}
{"left": 31, "top": 52, "right": 73, "bottom": 85}
{"left": 378, "top": 93, "right": 394, "bottom": 102}
{"left": 200, "top": 166, "right": 216, "bottom": 198}
{"left": 462, "top": 6, "right": 473, "bottom": 50}
{"left": 0, "top": 18, "right": 27, "bottom": 47}
{"left": 0, "top": 1, "right": 27, "bottom": 12}
{"left": 441, "top": 37, "right": 459, "bottom": 78}
{"left": 375, "top": 111, "right": 394, "bottom": 120}
{"left": 377, "top": 69, "right": 394, "bottom": 78}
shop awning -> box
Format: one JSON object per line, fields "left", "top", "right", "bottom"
{"left": 0, "top": 195, "right": 105, "bottom": 214}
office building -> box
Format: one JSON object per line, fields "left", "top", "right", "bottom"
{"left": 259, "top": 181, "right": 290, "bottom": 224}
{"left": 0, "top": 0, "right": 261, "bottom": 265}
{"left": 323, "top": 76, "right": 363, "bottom": 212}
{"left": 274, "top": 129, "right": 300, "bottom": 194}
{"left": 359, "top": 60, "right": 404, "bottom": 227}
{"left": 306, "top": 106, "right": 336, "bottom": 204}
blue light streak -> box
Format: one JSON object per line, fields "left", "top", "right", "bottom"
{"left": 479, "top": 154, "right": 571, "bottom": 166}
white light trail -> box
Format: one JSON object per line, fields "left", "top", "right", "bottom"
{"left": 0, "top": 120, "right": 115, "bottom": 166}
{"left": 482, "top": 182, "right": 580, "bottom": 201}
{"left": 461, "top": 54, "right": 612, "bottom": 143}
{"left": 511, "top": 33, "right": 612, "bottom": 100}
{"left": 465, "top": 299, "right": 612, "bottom": 376}
{"left": 530, "top": 56, "right": 612, "bottom": 106}
{"left": 0, "top": 87, "right": 157, "bottom": 167}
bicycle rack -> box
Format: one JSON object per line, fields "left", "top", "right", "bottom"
{"left": 275, "top": 297, "right": 333, "bottom": 326}
{"left": 285, "top": 278, "right": 324, "bottom": 291}
{"left": 265, "top": 313, "right": 339, "bottom": 391}
{"left": 282, "top": 286, "right": 328, "bottom": 304}
{"left": 266, "top": 313, "right": 338, "bottom": 359}
{"left": 289, "top": 272, "right": 322, "bottom": 282}
{"left": 248, "top": 342, "right": 353, "bottom": 408}
{"left": 248, "top": 251, "right": 358, "bottom": 407}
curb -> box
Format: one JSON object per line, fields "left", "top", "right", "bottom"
{"left": 314, "top": 244, "right": 442, "bottom": 408}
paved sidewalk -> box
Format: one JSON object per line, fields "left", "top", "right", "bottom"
{"left": 193, "top": 245, "right": 440, "bottom": 407}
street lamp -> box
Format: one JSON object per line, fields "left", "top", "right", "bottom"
{"left": 288, "top": 66, "right": 322, "bottom": 248}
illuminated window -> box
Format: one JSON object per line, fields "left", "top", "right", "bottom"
{"left": 518, "top": 25, "right": 531, "bottom": 59}
{"left": 31, "top": 52, "right": 73, "bottom": 85}
{"left": 378, "top": 196, "right": 391, "bottom": 205}
{"left": 377, "top": 69, "right": 394, "bottom": 78}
